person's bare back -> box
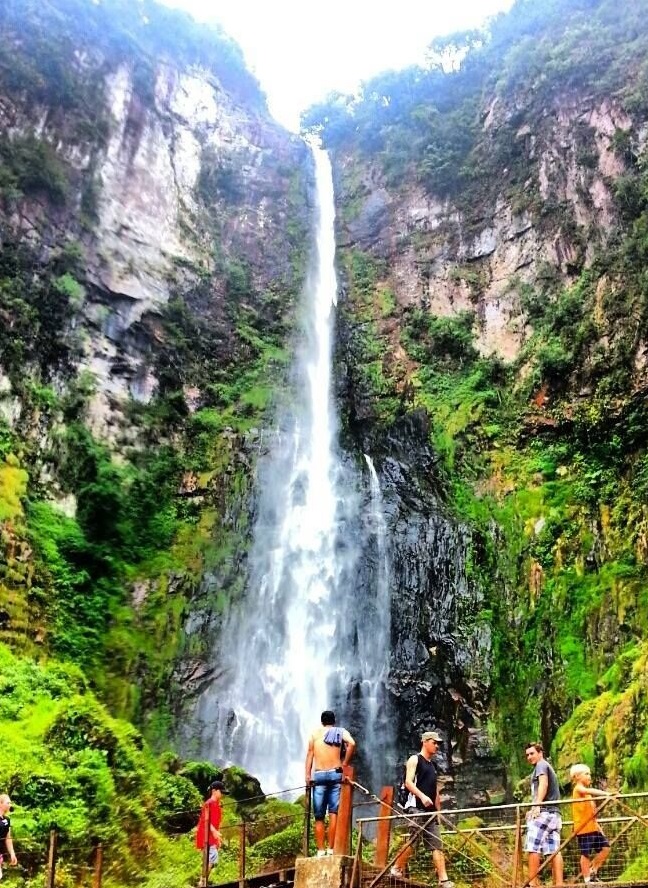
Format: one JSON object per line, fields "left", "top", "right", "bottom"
{"left": 310, "top": 725, "right": 353, "bottom": 770}
{"left": 304, "top": 712, "right": 356, "bottom": 855}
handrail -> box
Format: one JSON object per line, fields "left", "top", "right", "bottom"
{"left": 355, "top": 790, "right": 648, "bottom": 825}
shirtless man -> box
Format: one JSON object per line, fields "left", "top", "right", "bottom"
{"left": 305, "top": 710, "right": 355, "bottom": 856}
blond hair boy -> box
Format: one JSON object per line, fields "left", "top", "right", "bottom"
{"left": 570, "top": 764, "right": 611, "bottom": 883}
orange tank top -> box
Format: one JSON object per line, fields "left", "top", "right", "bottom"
{"left": 572, "top": 790, "right": 600, "bottom": 835}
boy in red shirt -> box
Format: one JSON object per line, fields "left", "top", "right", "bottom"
{"left": 196, "top": 781, "right": 227, "bottom": 885}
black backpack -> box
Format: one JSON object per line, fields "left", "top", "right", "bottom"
{"left": 396, "top": 765, "right": 409, "bottom": 809}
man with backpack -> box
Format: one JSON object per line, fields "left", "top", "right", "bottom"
{"left": 305, "top": 710, "right": 355, "bottom": 856}
{"left": 391, "top": 731, "right": 454, "bottom": 888}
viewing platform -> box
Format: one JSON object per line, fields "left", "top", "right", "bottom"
{"left": 214, "top": 782, "right": 648, "bottom": 888}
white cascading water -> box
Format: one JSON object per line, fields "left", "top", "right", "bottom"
{"left": 198, "top": 143, "right": 358, "bottom": 792}
{"left": 359, "top": 454, "right": 391, "bottom": 746}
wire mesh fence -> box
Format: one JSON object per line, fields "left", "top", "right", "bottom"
{"left": 355, "top": 793, "right": 648, "bottom": 888}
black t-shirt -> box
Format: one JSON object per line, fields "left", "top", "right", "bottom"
{"left": 414, "top": 754, "right": 438, "bottom": 811}
{"left": 0, "top": 815, "right": 10, "bottom": 853}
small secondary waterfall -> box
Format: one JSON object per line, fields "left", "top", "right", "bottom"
{"left": 196, "top": 144, "right": 394, "bottom": 793}
{"left": 355, "top": 454, "right": 393, "bottom": 788}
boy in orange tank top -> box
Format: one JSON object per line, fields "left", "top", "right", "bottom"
{"left": 570, "top": 764, "right": 611, "bottom": 883}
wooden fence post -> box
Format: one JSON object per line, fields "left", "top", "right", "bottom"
{"left": 512, "top": 805, "right": 522, "bottom": 888}
{"left": 46, "top": 827, "right": 58, "bottom": 888}
{"left": 303, "top": 783, "right": 312, "bottom": 856}
{"left": 238, "top": 821, "right": 246, "bottom": 888}
{"left": 93, "top": 842, "right": 103, "bottom": 888}
{"left": 350, "top": 819, "right": 363, "bottom": 888}
{"left": 333, "top": 767, "right": 355, "bottom": 856}
{"left": 375, "top": 786, "right": 394, "bottom": 868}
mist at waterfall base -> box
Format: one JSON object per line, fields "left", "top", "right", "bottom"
{"left": 195, "top": 145, "right": 395, "bottom": 795}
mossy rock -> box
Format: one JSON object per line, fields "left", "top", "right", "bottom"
{"left": 222, "top": 764, "right": 264, "bottom": 805}
{"left": 244, "top": 798, "right": 302, "bottom": 844}
{"left": 179, "top": 759, "right": 221, "bottom": 796}
{"left": 554, "top": 644, "right": 648, "bottom": 790}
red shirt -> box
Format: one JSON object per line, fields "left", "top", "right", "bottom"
{"left": 195, "top": 798, "right": 222, "bottom": 849}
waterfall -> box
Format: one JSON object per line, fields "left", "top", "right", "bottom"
{"left": 194, "top": 144, "right": 394, "bottom": 794}
{"left": 355, "top": 454, "right": 393, "bottom": 788}
{"left": 360, "top": 455, "right": 391, "bottom": 723}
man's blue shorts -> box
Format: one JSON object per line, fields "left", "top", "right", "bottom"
{"left": 577, "top": 831, "right": 609, "bottom": 858}
{"left": 312, "top": 769, "right": 343, "bottom": 820}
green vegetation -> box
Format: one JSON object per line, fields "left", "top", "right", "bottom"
{"left": 0, "top": 0, "right": 313, "bottom": 883}
{"left": 337, "top": 251, "right": 403, "bottom": 426}
{"left": 0, "top": 135, "right": 69, "bottom": 205}
{"left": 0, "top": 644, "right": 308, "bottom": 885}
{"left": 304, "top": 0, "right": 648, "bottom": 218}
{"left": 0, "top": 0, "right": 264, "bottom": 126}
{"left": 340, "top": 227, "right": 648, "bottom": 784}
{"left": 0, "top": 644, "right": 198, "bottom": 871}
{"left": 330, "top": 0, "right": 648, "bottom": 790}
{"left": 0, "top": 240, "right": 84, "bottom": 386}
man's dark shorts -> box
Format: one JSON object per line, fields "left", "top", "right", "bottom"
{"left": 577, "top": 831, "right": 610, "bottom": 858}
{"left": 406, "top": 811, "right": 442, "bottom": 851}
{"left": 312, "top": 769, "right": 343, "bottom": 820}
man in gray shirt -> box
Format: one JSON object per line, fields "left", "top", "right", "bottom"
{"left": 524, "top": 743, "right": 564, "bottom": 886}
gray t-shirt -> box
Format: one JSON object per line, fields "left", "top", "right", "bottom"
{"left": 531, "top": 759, "right": 560, "bottom": 812}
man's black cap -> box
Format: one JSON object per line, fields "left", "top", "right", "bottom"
{"left": 208, "top": 780, "right": 228, "bottom": 794}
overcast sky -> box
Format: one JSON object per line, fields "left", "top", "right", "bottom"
{"left": 160, "top": 0, "right": 515, "bottom": 130}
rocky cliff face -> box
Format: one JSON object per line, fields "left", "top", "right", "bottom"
{"left": 0, "top": 49, "right": 308, "bottom": 444}
{"left": 0, "top": 0, "right": 311, "bottom": 727}
{"left": 334, "top": 95, "right": 634, "bottom": 363}
{"left": 362, "top": 413, "right": 499, "bottom": 804}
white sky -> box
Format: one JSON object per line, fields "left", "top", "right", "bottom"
{"left": 161, "top": 0, "right": 515, "bottom": 130}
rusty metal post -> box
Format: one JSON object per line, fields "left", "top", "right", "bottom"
{"left": 375, "top": 786, "right": 394, "bottom": 867}
{"left": 46, "top": 827, "right": 58, "bottom": 888}
{"left": 93, "top": 843, "right": 103, "bottom": 888}
{"left": 238, "top": 821, "right": 246, "bottom": 888}
{"left": 303, "top": 783, "right": 312, "bottom": 856}
{"left": 333, "top": 766, "right": 355, "bottom": 855}
{"left": 202, "top": 803, "right": 211, "bottom": 886}
{"left": 512, "top": 805, "right": 522, "bottom": 888}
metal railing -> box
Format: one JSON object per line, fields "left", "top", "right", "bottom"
{"left": 353, "top": 792, "right": 648, "bottom": 887}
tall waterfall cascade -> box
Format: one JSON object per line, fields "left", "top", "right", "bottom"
{"left": 196, "top": 144, "right": 394, "bottom": 793}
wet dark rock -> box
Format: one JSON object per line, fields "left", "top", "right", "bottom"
{"left": 336, "top": 406, "right": 493, "bottom": 804}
